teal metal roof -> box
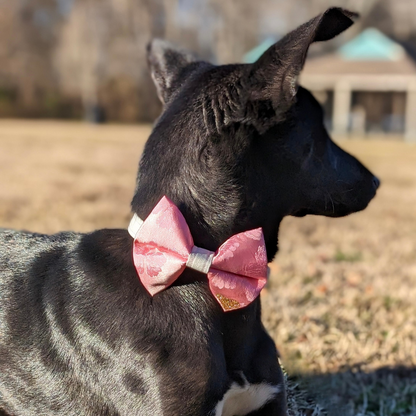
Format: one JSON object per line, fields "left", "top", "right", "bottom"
{"left": 338, "top": 28, "right": 404, "bottom": 61}
{"left": 243, "top": 37, "right": 278, "bottom": 63}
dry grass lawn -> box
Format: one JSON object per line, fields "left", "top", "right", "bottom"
{"left": 1, "top": 120, "right": 416, "bottom": 415}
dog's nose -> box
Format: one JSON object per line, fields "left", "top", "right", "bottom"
{"left": 372, "top": 176, "right": 381, "bottom": 190}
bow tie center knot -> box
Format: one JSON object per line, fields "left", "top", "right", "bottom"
{"left": 186, "top": 246, "right": 215, "bottom": 274}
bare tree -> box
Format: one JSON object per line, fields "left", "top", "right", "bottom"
{"left": 0, "top": 0, "right": 61, "bottom": 114}
{"left": 208, "top": 0, "right": 261, "bottom": 64}
{"left": 55, "top": 0, "right": 111, "bottom": 121}
{"left": 3, "top": 0, "right": 416, "bottom": 121}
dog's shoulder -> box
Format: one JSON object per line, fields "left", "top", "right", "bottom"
{"left": 0, "top": 228, "right": 136, "bottom": 321}
{"left": 0, "top": 229, "right": 82, "bottom": 279}
{"left": 0, "top": 227, "right": 131, "bottom": 269}
{"left": 0, "top": 228, "right": 81, "bottom": 249}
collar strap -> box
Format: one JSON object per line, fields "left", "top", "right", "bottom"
{"left": 128, "top": 213, "right": 143, "bottom": 239}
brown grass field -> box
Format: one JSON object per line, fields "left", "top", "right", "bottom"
{"left": 1, "top": 120, "right": 416, "bottom": 415}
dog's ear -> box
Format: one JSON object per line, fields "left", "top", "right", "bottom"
{"left": 147, "top": 39, "right": 200, "bottom": 105}
{"left": 246, "top": 8, "right": 358, "bottom": 128}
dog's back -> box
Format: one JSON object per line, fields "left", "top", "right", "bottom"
{"left": 0, "top": 230, "right": 88, "bottom": 414}
{"left": 0, "top": 230, "right": 82, "bottom": 337}
{"left": 0, "top": 229, "right": 232, "bottom": 415}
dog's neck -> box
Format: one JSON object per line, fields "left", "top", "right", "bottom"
{"left": 131, "top": 126, "right": 282, "bottom": 261}
{"left": 131, "top": 190, "right": 238, "bottom": 249}
{"left": 131, "top": 187, "right": 281, "bottom": 262}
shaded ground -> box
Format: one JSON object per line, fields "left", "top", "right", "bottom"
{"left": 0, "top": 120, "right": 415, "bottom": 415}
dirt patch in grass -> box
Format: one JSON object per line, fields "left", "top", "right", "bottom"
{"left": 1, "top": 120, "right": 416, "bottom": 415}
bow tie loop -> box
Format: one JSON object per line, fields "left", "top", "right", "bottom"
{"left": 130, "top": 196, "right": 268, "bottom": 311}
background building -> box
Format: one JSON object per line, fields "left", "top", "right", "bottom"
{"left": 301, "top": 29, "right": 416, "bottom": 142}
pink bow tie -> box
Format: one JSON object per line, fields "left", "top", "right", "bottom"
{"left": 129, "top": 196, "right": 268, "bottom": 312}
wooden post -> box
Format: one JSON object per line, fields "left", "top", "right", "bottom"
{"left": 405, "top": 80, "right": 416, "bottom": 143}
{"left": 332, "top": 81, "right": 351, "bottom": 137}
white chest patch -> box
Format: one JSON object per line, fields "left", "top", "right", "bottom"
{"left": 214, "top": 376, "right": 281, "bottom": 416}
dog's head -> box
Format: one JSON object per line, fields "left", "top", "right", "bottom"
{"left": 133, "top": 8, "right": 379, "bottom": 260}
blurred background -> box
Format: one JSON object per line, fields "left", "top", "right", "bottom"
{"left": 1, "top": 0, "right": 416, "bottom": 138}
{"left": 1, "top": 1, "right": 416, "bottom": 415}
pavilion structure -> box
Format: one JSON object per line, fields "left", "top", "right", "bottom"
{"left": 300, "top": 28, "right": 416, "bottom": 142}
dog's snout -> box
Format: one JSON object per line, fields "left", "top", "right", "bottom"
{"left": 372, "top": 176, "right": 381, "bottom": 190}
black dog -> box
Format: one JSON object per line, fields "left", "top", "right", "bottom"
{"left": 0, "top": 8, "right": 379, "bottom": 416}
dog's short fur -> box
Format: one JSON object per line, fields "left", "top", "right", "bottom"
{"left": 0, "top": 8, "right": 379, "bottom": 416}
